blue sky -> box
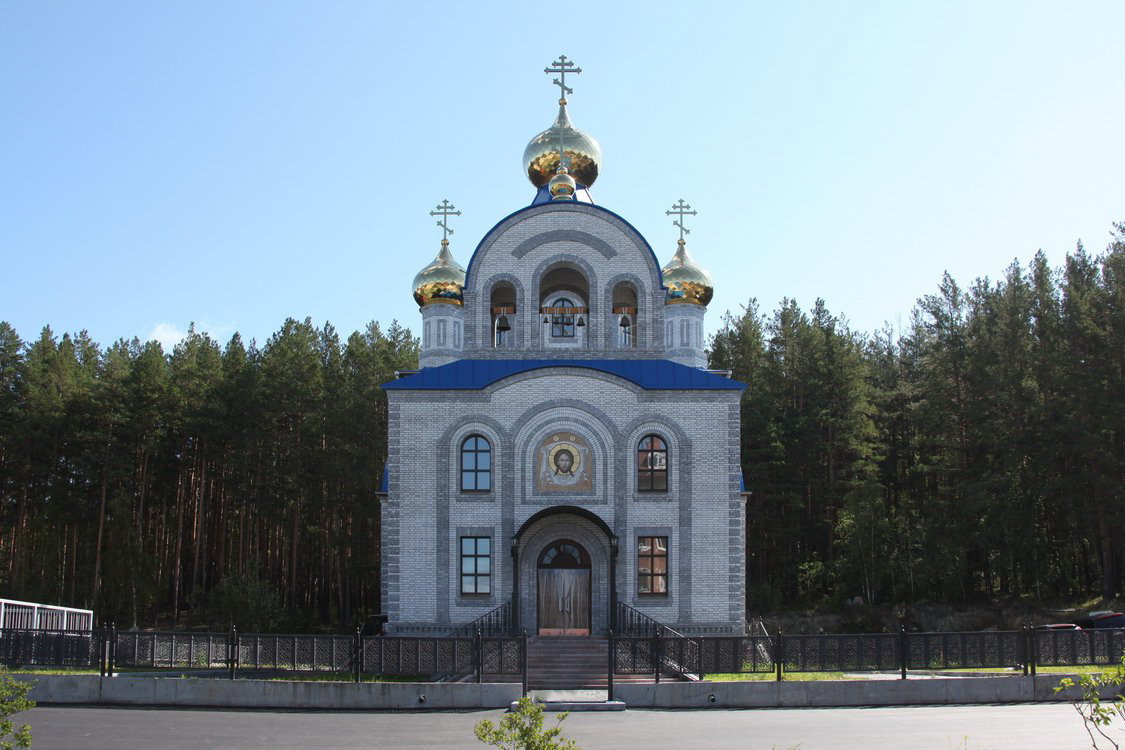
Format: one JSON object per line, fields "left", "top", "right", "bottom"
{"left": 3, "top": 1, "right": 1123, "bottom": 350}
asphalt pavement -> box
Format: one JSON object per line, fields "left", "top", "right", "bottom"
{"left": 22, "top": 702, "right": 1095, "bottom": 749}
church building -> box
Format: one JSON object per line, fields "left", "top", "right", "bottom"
{"left": 381, "top": 58, "right": 746, "bottom": 637}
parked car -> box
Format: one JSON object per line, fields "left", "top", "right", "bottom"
{"left": 1075, "top": 611, "right": 1125, "bottom": 629}
{"left": 1035, "top": 623, "right": 1082, "bottom": 630}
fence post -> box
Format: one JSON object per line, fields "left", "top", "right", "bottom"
{"left": 899, "top": 627, "right": 907, "bottom": 680}
{"left": 654, "top": 631, "right": 662, "bottom": 684}
{"left": 775, "top": 631, "right": 783, "bottom": 682}
{"left": 229, "top": 627, "right": 238, "bottom": 680}
{"left": 474, "top": 628, "right": 482, "bottom": 684}
{"left": 1021, "top": 627, "right": 1029, "bottom": 676}
{"left": 522, "top": 629, "right": 531, "bottom": 697}
{"left": 98, "top": 628, "right": 106, "bottom": 677}
{"left": 1029, "top": 627, "right": 1037, "bottom": 677}
{"left": 108, "top": 623, "right": 116, "bottom": 677}
{"left": 355, "top": 627, "right": 362, "bottom": 684}
{"left": 606, "top": 628, "right": 614, "bottom": 702}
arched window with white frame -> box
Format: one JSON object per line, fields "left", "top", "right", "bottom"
{"left": 637, "top": 434, "right": 668, "bottom": 491}
{"left": 460, "top": 435, "right": 492, "bottom": 492}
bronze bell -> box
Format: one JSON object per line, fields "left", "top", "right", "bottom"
{"left": 619, "top": 315, "right": 631, "bottom": 328}
{"left": 543, "top": 315, "right": 550, "bottom": 324}
{"left": 576, "top": 316, "right": 585, "bottom": 327}
{"left": 495, "top": 315, "right": 511, "bottom": 333}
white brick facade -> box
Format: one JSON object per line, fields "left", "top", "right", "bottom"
{"left": 384, "top": 201, "right": 745, "bottom": 636}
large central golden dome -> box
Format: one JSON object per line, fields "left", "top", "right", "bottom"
{"left": 523, "top": 100, "right": 602, "bottom": 188}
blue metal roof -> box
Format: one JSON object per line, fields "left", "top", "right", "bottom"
{"left": 383, "top": 359, "right": 745, "bottom": 391}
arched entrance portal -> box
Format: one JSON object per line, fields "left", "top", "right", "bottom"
{"left": 514, "top": 505, "right": 618, "bottom": 635}
{"left": 536, "top": 539, "right": 591, "bottom": 635}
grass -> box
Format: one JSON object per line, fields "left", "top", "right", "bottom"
{"left": 260, "top": 672, "right": 422, "bottom": 683}
{"left": 705, "top": 671, "right": 855, "bottom": 681}
{"left": 6, "top": 668, "right": 100, "bottom": 675}
{"left": 912, "top": 665, "right": 1112, "bottom": 676}
{"left": 5, "top": 667, "right": 429, "bottom": 682}
{"left": 701, "top": 665, "right": 1115, "bottom": 681}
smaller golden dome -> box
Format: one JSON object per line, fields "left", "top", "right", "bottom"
{"left": 661, "top": 239, "right": 714, "bottom": 307}
{"left": 524, "top": 100, "right": 602, "bottom": 188}
{"left": 548, "top": 166, "right": 577, "bottom": 200}
{"left": 412, "top": 240, "right": 466, "bottom": 307}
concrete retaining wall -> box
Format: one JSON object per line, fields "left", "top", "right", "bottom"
{"left": 14, "top": 673, "right": 1114, "bottom": 711}
{"left": 615, "top": 675, "right": 1115, "bottom": 708}
{"left": 13, "top": 675, "right": 521, "bottom": 710}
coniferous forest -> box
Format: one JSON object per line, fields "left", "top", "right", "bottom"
{"left": 1, "top": 224, "right": 1122, "bottom": 629}
{"left": 712, "top": 226, "right": 1124, "bottom": 610}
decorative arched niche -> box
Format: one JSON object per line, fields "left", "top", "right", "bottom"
{"left": 489, "top": 281, "right": 517, "bottom": 348}
{"left": 611, "top": 281, "right": 639, "bottom": 348}
{"left": 538, "top": 263, "right": 590, "bottom": 348}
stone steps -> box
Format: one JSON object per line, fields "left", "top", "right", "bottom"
{"left": 524, "top": 635, "right": 677, "bottom": 689}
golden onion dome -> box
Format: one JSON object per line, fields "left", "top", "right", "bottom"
{"left": 523, "top": 99, "right": 602, "bottom": 188}
{"left": 661, "top": 239, "right": 714, "bottom": 307}
{"left": 412, "top": 240, "right": 466, "bottom": 307}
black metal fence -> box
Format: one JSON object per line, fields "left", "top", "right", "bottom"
{"left": 906, "top": 631, "right": 1025, "bottom": 670}
{"left": 116, "top": 631, "right": 229, "bottom": 670}
{"left": 4, "top": 625, "right": 1121, "bottom": 689}
{"left": 1034, "top": 628, "right": 1125, "bottom": 669}
{"left": 235, "top": 633, "right": 354, "bottom": 673}
{"left": 611, "top": 628, "right": 1125, "bottom": 681}
{"left": 0, "top": 629, "right": 102, "bottom": 670}
{"left": 1, "top": 626, "right": 527, "bottom": 689}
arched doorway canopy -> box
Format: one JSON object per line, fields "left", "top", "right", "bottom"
{"left": 514, "top": 505, "right": 616, "bottom": 546}
{"left": 511, "top": 505, "right": 619, "bottom": 636}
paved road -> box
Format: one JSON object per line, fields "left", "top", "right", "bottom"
{"left": 23, "top": 703, "right": 1094, "bottom": 749}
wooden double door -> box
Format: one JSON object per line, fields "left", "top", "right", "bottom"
{"left": 536, "top": 540, "right": 591, "bottom": 636}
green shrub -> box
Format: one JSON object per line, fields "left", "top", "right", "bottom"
{"left": 474, "top": 696, "right": 579, "bottom": 750}
{"left": 1055, "top": 653, "right": 1125, "bottom": 749}
{"left": 0, "top": 667, "right": 34, "bottom": 749}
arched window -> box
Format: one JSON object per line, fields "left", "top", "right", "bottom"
{"left": 637, "top": 434, "right": 668, "bottom": 491}
{"left": 460, "top": 435, "right": 491, "bottom": 492}
{"left": 538, "top": 540, "right": 589, "bottom": 568}
{"left": 550, "top": 296, "right": 576, "bottom": 338}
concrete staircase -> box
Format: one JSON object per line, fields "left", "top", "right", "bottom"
{"left": 525, "top": 636, "right": 670, "bottom": 690}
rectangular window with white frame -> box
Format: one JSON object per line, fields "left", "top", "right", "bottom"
{"left": 637, "top": 536, "right": 669, "bottom": 595}
{"left": 460, "top": 536, "right": 491, "bottom": 594}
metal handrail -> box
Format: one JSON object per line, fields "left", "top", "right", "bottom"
{"left": 747, "top": 617, "right": 772, "bottom": 663}
{"left": 614, "top": 602, "right": 696, "bottom": 680}
{"left": 615, "top": 601, "right": 686, "bottom": 639}
{"left": 448, "top": 601, "right": 514, "bottom": 638}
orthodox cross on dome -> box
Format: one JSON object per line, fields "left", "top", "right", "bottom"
{"left": 666, "top": 199, "right": 697, "bottom": 242}
{"left": 429, "top": 199, "right": 461, "bottom": 242}
{"left": 545, "top": 55, "right": 581, "bottom": 101}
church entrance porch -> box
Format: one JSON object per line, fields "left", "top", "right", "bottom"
{"left": 536, "top": 540, "right": 591, "bottom": 635}
{"left": 513, "top": 506, "right": 617, "bottom": 636}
